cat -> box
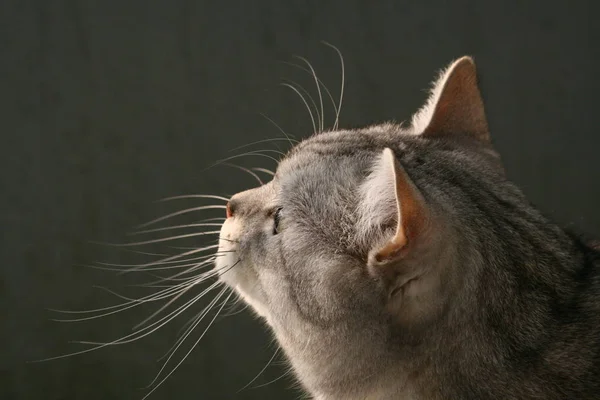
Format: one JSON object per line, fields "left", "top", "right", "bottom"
{"left": 215, "top": 56, "right": 600, "bottom": 400}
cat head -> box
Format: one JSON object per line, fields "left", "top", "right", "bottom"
{"left": 215, "top": 57, "right": 506, "bottom": 396}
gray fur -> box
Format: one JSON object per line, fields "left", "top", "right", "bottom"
{"left": 215, "top": 59, "right": 600, "bottom": 399}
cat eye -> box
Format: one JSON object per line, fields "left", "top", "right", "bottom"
{"left": 272, "top": 207, "right": 283, "bottom": 235}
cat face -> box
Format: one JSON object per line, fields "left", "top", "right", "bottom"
{"left": 215, "top": 57, "right": 504, "bottom": 396}
{"left": 218, "top": 129, "right": 392, "bottom": 326}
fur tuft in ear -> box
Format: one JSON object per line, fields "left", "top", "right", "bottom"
{"left": 410, "top": 56, "right": 489, "bottom": 142}
{"left": 369, "top": 148, "right": 428, "bottom": 265}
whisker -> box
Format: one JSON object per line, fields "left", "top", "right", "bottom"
{"left": 119, "top": 248, "right": 170, "bottom": 257}
{"left": 87, "top": 251, "right": 228, "bottom": 269}
{"left": 158, "top": 309, "right": 205, "bottom": 362}
{"left": 135, "top": 259, "right": 218, "bottom": 286}
{"left": 141, "top": 289, "right": 235, "bottom": 400}
{"left": 135, "top": 252, "right": 234, "bottom": 288}
{"left": 282, "top": 61, "right": 339, "bottom": 129}
{"left": 248, "top": 149, "right": 286, "bottom": 157}
{"left": 252, "top": 167, "right": 275, "bottom": 177}
{"left": 130, "top": 223, "right": 223, "bottom": 235}
{"left": 259, "top": 113, "right": 296, "bottom": 147}
{"left": 49, "top": 279, "right": 204, "bottom": 316}
{"left": 322, "top": 41, "right": 345, "bottom": 130}
{"left": 100, "top": 231, "right": 221, "bottom": 248}
{"left": 281, "top": 82, "right": 317, "bottom": 134}
{"left": 48, "top": 284, "right": 185, "bottom": 321}
{"left": 118, "top": 245, "right": 220, "bottom": 274}
{"left": 132, "top": 276, "right": 204, "bottom": 331}
{"left": 222, "top": 162, "right": 264, "bottom": 185}
{"left": 90, "top": 257, "right": 215, "bottom": 274}
{"left": 118, "top": 245, "right": 218, "bottom": 275}
{"left": 204, "top": 151, "right": 281, "bottom": 172}
{"left": 238, "top": 347, "right": 281, "bottom": 392}
{"left": 152, "top": 286, "right": 228, "bottom": 373}
{"left": 294, "top": 56, "right": 324, "bottom": 133}
{"left": 228, "top": 137, "right": 298, "bottom": 153}
{"left": 282, "top": 78, "right": 320, "bottom": 132}
{"left": 221, "top": 296, "right": 250, "bottom": 317}
{"left": 252, "top": 369, "right": 293, "bottom": 389}
{"left": 70, "top": 280, "right": 224, "bottom": 348}
{"left": 135, "top": 206, "right": 226, "bottom": 229}
{"left": 156, "top": 194, "right": 229, "bottom": 203}
{"left": 143, "top": 261, "right": 240, "bottom": 386}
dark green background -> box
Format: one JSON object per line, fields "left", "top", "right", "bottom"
{"left": 2, "top": 1, "right": 599, "bottom": 399}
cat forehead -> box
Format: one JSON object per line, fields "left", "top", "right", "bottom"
{"left": 277, "top": 124, "right": 413, "bottom": 175}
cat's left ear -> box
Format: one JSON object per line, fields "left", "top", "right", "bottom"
{"left": 411, "top": 56, "right": 490, "bottom": 142}
{"left": 368, "top": 148, "right": 428, "bottom": 266}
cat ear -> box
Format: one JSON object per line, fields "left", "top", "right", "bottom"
{"left": 369, "top": 148, "right": 428, "bottom": 265}
{"left": 411, "top": 56, "right": 490, "bottom": 142}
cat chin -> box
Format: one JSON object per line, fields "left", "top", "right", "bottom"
{"left": 215, "top": 255, "right": 271, "bottom": 320}
{"left": 216, "top": 221, "right": 271, "bottom": 320}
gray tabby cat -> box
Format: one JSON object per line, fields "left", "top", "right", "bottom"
{"left": 215, "top": 57, "right": 600, "bottom": 400}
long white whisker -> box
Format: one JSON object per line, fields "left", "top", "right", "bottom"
{"left": 229, "top": 137, "right": 298, "bottom": 153}
{"left": 222, "top": 162, "right": 263, "bottom": 185}
{"left": 322, "top": 41, "right": 345, "bottom": 130}
{"left": 48, "top": 279, "right": 201, "bottom": 321}
{"left": 151, "top": 286, "right": 229, "bottom": 382}
{"left": 118, "top": 245, "right": 219, "bottom": 274}
{"left": 156, "top": 194, "right": 229, "bottom": 203}
{"left": 204, "top": 151, "right": 281, "bottom": 172}
{"left": 101, "top": 259, "right": 215, "bottom": 274}
{"left": 135, "top": 246, "right": 219, "bottom": 269}
{"left": 132, "top": 276, "right": 205, "bottom": 331}
{"left": 281, "top": 82, "right": 317, "bottom": 134}
{"left": 119, "top": 248, "right": 170, "bottom": 257}
{"left": 135, "top": 206, "right": 226, "bottom": 229}
{"left": 246, "top": 149, "right": 285, "bottom": 157}
{"left": 32, "top": 260, "right": 236, "bottom": 365}
{"left": 252, "top": 167, "right": 275, "bottom": 177}
{"left": 141, "top": 289, "right": 234, "bottom": 400}
{"left": 259, "top": 113, "right": 295, "bottom": 147}
{"left": 295, "top": 56, "right": 324, "bottom": 133}
{"left": 282, "top": 78, "right": 320, "bottom": 131}
{"left": 87, "top": 251, "right": 224, "bottom": 270}
{"left": 238, "top": 347, "right": 281, "bottom": 392}
{"left": 130, "top": 223, "right": 223, "bottom": 235}
{"left": 221, "top": 296, "right": 250, "bottom": 317}
{"left": 136, "top": 253, "right": 234, "bottom": 289}
{"left": 48, "top": 293, "right": 178, "bottom": 322}
{"left": 71, "top": 280, "right": 224, "bottom": 348}
{"left": 252, "top": 368, "right": 292, "bottom": 389}
{"left": 158, "top": 309, "right": 205, "bottom": 362}
{"left": 98, "top": 231, "right": 221, "bottom": 249}
{"left": 49, "top": 278, "right": 203, "bottom": 316}
{"left": 120, "top": 244, "right": 219, "bottom": 275}
{"left": 136, "top": 259, "right": 218, "bottom": 286}
{"left": 282, "top": 61, "right": 339, "bottom": 128}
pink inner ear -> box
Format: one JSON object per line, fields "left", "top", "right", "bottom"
{"left": 373, "top": 149, "right": 428, "bottom": 264}
{"left": 422, "top": 57, "right": 489, "bottom": 142}
{"left": 226, "top": 202, "right": 233, "bottom": 218}
{"left": 375, "top": 234, "right": 408, "bottom": 263}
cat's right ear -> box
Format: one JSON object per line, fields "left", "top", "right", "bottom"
{"left": 410, "top": 56, "right": 490, "bottom": 143}
{"left": 367, "top": 148, "right": 429, "bottom": 268}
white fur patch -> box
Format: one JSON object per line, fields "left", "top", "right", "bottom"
{"left": 216, "top": 219, "right": 270, "bottom": 319}
{"left": 409, "top": 56, "right": 472, "bottom": 135}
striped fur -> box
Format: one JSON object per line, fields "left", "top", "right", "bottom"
{"left": 216, "top": 58, "right": 600, "bottom": 400}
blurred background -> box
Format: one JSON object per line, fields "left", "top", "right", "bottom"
{"left": 2, "top": 1, "right": 599, "bottom": 399}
